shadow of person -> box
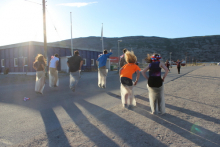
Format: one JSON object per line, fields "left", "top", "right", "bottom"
{"left": 134, "top": 103, "right": 220, "bottom": 147}
{"left": 75, "top": 99, "right": 167, "bottom": 147}
{"left": 107, "top": 92, "right": 220, "bottom": 146}
{"left": 61, "top": 101, "right": 119, "bottom": 147}
{"left": 136, "top": 95, "right": 220, "bottom": 125}
{"left": 40, "top": 108, "right": 71, "bottom": 147}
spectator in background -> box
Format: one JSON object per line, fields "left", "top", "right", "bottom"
{"left": 119, "top": 51, "right": 141, "bottom": 109}
{"left": 141, "top": 54, "right": 169, "bottom": 115}
{"left": 120, "top": 48, "right": 127, "bottom": 67}
{"left": 176, "top": 59, "right": 182, "bottom": 74}
{"left": 49, "top": 54, "right": 59, "bottom": 87}
{"left": 96, "top": 49, "right": 113, "bottom": 89}
{"left": 33, "top": 54, "right": 46, "bottom": 94}
{"left": 67, "top": 50, "right": 83, "bottom": 92}
{"left": 165, "top": 60, "right": 170, "bottom": 72}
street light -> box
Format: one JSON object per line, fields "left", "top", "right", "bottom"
{"left": 185, "top": 52, "right": 187, "bottom": 67}
{"left": 170, "top": 52, "right": 172, "bottom": 68}
{"left": 118, "top": 40, "right": 122, "bottom": 72}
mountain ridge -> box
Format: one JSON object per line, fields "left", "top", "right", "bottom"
{"left": 49, "top": 35, "right": 220, "bottom": 62}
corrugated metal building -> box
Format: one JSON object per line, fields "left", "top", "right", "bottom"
{"left": 0, "top": 41, "right": 102, "bottom": 74}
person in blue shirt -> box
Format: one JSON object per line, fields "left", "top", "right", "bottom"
{"left": 96, "top": 49, "right": 112, "bottom": 88}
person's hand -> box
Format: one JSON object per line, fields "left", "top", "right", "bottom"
{"left": 110, "top": 49, "right": 112, "bottom": 52}
{"left": 162, "top": 78, "right": 165, "bottom": 82}
{"left": 134, "top": 81, "right": 138, "bottom": 85}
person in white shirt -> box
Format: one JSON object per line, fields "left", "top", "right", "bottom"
{"left": 49, "top": 54, "right": 59, "bottom": 87}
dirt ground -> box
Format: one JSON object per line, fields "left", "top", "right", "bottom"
{"left": 9, "top": 66, "right": 220, "bottom": 147}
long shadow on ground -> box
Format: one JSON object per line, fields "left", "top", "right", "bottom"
{"left": 136, "top": 95, "right": 220, "bottom": 125}
{"left": 107, "top": 92, "right": 220, "bottom": 147}
{"left": 61, "top": 101, "right": 119, "bottom": 147}
{"left": 75, "top": 99, "right": 168, "bottom": 147}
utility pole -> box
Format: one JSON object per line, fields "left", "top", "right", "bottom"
{"left": 101, "top": 23, "right": 104, "bottom": 52}
{"left": 70, "top": 12, "right": 73, "bottom": 56}
{"left": 185, "top": 52, "right": 187, "bottom": 67}
{"left": 43, "top": 0, "right": 47, "bottom": 74}
{"left": 170, "top": 52, "right": 172, "bottom": 68}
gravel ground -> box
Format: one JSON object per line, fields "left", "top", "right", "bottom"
{"left": 11, "top": 66, "right": 220, "bottom": 147}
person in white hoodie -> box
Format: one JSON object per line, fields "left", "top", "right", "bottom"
{"left": 49, "top": 54, "right": 59, "bottom": 87}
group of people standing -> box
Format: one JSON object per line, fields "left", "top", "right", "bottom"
{"left": 33, "top": 48, "right": 175, "bottom": 115}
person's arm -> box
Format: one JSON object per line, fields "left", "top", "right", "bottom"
{"left": 119, "top": 67, "right": 123, "bottom": 76}
{"left": 107, "top": 49, "right": 113, "bottom": 57}
{"left": 41, "top": 64, "right": 45, "bottom": 71}
{"left": 67, "top": 60, "right": 69, "bottom": 67}
{"left": 56, "top": 60, "right": 59, "bottom": 70}
{"left": 33, "top": 62, "right": 37, "bottom": 71}
{"left": 96, "top": 60, "right": 99, "bottom": 67}
{"left": 160, "top": 62, "right": 169, "bottom": 81}
{"left": 79, "top": 60, "right": 83, "bottom": 70}
{"left": 141, "top": 65, "right": 149, "bottom": 80}
{"left": 134, "top": 70, "right": 140, "bottom": 85}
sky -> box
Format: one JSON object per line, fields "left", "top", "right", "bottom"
{"left": 0, "top": 0, "right": 220, "bottom": 46}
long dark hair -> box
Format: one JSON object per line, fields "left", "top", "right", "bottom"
{"left": 34, "top": 54, "right": 46, "bottom": 64}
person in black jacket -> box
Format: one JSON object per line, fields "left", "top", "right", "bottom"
{"left": 165, "top": 60, "right": 170, "bottom": 71}
{"left": 176, "top": 59, "right": 182, "bottom": 74}
{"left": 67, "top": 50, "right": 83, "bottom": 92}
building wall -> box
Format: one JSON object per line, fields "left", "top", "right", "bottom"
{"left": 0, "top": 43, "right": 102, "bottom": 73}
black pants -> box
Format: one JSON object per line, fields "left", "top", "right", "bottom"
{"left": 121, "top": 77, "right": 133, "bottom": 86}
{"left": 148, "top": 77, "right": 163, "bottom": 88}
{"left": 177, "top": 67, "right": 180, "bottom": 74}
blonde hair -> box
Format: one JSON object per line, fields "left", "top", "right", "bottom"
{"left": 125, "top": 51, "right": 137, "bottom": 63}
{"left": 145, "top": 54, "right": 152, "bottom": 63}
{"left": 34, "top": 54, "right": 46, "bottom": 64}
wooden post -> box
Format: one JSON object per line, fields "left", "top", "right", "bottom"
{"left": 43, "top": 0, "right": 47, "bottom": 75}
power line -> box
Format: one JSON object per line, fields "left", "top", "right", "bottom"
{"left": 24, "top": 0, "right": 42, "bottom": 5}
{"left": 46, "top": 7, "right": 62, "bottom": 41}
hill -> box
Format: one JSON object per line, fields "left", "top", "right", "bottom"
{"left": 50, "top": 35, "right": 220, "bottom": 62}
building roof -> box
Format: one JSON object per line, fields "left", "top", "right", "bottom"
{"left": 0, "top": 41, "right": 101, "bottom": 52}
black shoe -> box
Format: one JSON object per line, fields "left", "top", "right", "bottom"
{"left": 128, "top": 105, "right": 134, "bottom": 110}
{"left": 102, "top": 85, "right": 105, "bottom": 89}
{"left": 123, "top": 104, "right": 128, "bottom": 108}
